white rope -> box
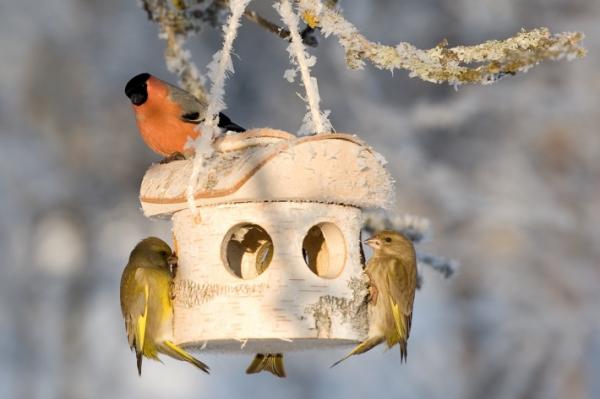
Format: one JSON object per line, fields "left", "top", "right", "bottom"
{"left": 276, "top": 0, "right": 332, "bottom": 135}
{"left": 186, "top": 0, "right": 251, "bottom": 223}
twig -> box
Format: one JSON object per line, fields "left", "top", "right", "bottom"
{"left": 244, "top": 9, "right": 289, "bottom": 40}
{"left": 243, "top": 9, "right": 318, "bottom": 47}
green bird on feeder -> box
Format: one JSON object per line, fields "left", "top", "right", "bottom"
{"left": 332, "top": 230, "right": 417, "bottom": 367}
{"left": 120, "top": 237, "right": 210, "bottom": 375}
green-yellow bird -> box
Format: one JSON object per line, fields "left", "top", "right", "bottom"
{"left": 246, "top": 353, "right": 286, "bottom": 378}
{"left": 120, "top": 237, "right": 210, "bottom": 375}
{"left": 332, "top": 230, "right": 417, "bottom": 367}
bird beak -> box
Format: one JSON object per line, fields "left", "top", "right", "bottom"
{"left": 130, "top": 93, "right": 146, "bottom": 106}
{"left": 363, "top": 236, "right": 381, "bottom": 249}
{"left": 167, "top": 254, "right": 178, "bottom": 277}
{"left": 167, "top": 254, "right": 178, "bottom": 268}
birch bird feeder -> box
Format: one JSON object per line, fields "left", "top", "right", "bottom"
{"left": 139, "top": 129, "right": 394, "bottom": 353}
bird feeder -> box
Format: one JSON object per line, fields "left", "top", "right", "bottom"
{"left": 139, "top": 129, "right": 393, "bottom": 353}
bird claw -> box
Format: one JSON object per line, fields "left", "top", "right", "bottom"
{"left": 159, "top": 152, "right": 186, "bottom": 164}
{"left": 369, "top": 285, "right": 379, "bottom": 305}
{"left": 364, "top": 270, "right": 378, "bottom": 305}
{"left": 169, "top": 281, "right": 176, "bottom": 301}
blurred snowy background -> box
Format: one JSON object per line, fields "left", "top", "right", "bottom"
{"left": 1, "top": 0, "right": 599, "bottom": 398}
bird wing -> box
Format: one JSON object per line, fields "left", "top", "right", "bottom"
{"left": 123, "top": 269, "right": 150, "bottom": 355}
{"left": 166, "top": 81, "right": 245, "bottom": 131}
{"left": 217, "top": 112, "right": 245, "bottom": 132}
{"left": 385, "top": 257, "right": 417, "bottom": 338}
{"left": 166, "top": 83, "right": 207, "bottom": 123}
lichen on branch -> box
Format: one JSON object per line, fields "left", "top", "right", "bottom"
{"left": 297, "top": 0, "right": 586, "bottom": 85}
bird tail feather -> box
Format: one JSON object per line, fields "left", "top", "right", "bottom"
{"left": 136, "top": 352, "right": 143, "bottom": 376}
{"left": 246, "top": 353, "right": 286, "bottom": 378}
{"left": 400, "top": 340, "right": 408, "bottom": 363}
{"left": 160, "top": 340, "right": 210, "bottom": 373}
{"left": 390, "top": 295, "right": 409, "bottom": 362}
{"left": 331, "top": 336, "right": 385, "bottom": 368}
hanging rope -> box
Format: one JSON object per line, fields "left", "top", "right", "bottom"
{"left": 276, "top": 0, "right": 332, "bottom": 135}
{"left": 186, "top": 0, "right": 252, "bottom": 223}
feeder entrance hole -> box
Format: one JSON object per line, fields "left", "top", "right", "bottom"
{"left": 222, "top": 223, "right": 274, "bottom": 279}
{"left": 302, "top": 222, "right": 346, "bottom": 279}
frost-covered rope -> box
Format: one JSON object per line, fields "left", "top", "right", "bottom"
{"left": 186, "top": 0, "right": 252, "bottom": 222}
{"left": 276, "top": 0, "right": 332, "bottom": 135}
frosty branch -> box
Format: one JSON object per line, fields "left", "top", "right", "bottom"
{"left": 297, "top": 0, "right": 585, "bottom": 84}
{"left": 141, "top": 0, "right": 585, "bottom": 91}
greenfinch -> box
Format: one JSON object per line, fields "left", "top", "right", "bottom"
{"left": 332, "top": 230, "right": 417, "bottom": 366}
{"left": 246, "top": 353, "right": 286, "bottom": 378}
{"left": 120, "top": 237, "right": 210, "bottom": 375}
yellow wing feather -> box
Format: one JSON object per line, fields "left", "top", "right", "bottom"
{"left": 135, "top": 284, "right": 149, "bottom": 354}
{"left": 390, "top": 295, "right": 404, "bottom": 338}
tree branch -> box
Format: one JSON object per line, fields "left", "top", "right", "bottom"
{"left": 243, "top": 9, "right": 318, "bottom": 47}
{"left": 297, "top": 0, "right": 586, "bottom": 85}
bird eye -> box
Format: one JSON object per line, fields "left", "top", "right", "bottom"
{"left": 159, "top": 250, "right": 168, "bottom": 257}
{"left": 384, "top": 237, "right": 392, "bottom": 243}
{"left": 182, "top": 112, "right": 200, "bottom": 121}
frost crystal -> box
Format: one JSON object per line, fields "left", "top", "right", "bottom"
{"left": 284, "top": 68, "right": 297, "bottom": 83}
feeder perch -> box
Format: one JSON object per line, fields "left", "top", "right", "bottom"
{"left": 139, "top": 129, "right": 394, "bottom": 353}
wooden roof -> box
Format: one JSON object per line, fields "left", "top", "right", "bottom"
{"left": 140, "top": 128, "right": 394, "bottom": 217}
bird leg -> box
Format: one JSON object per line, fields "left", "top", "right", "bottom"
{"left": 159, "top": 151, "right": 187, "bottom": 164}
{"left": 365, "top": 270, "right": 378, "bottom": 305}
{"left": 369, "top": 284, "right": 379, "bottom": 305}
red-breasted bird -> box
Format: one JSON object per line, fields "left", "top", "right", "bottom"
{"left": 120, "top": 237, "right": 210, "bottom": 375}
{"left": 124, "top": 73, "right": 245, "bottom": 157}
{"left": 332, "top": 230, "right": 417, "bottom": 367}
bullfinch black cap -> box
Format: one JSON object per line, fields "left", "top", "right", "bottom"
{"left": 125, "top": 73, "right": 151, "bottom": 106}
